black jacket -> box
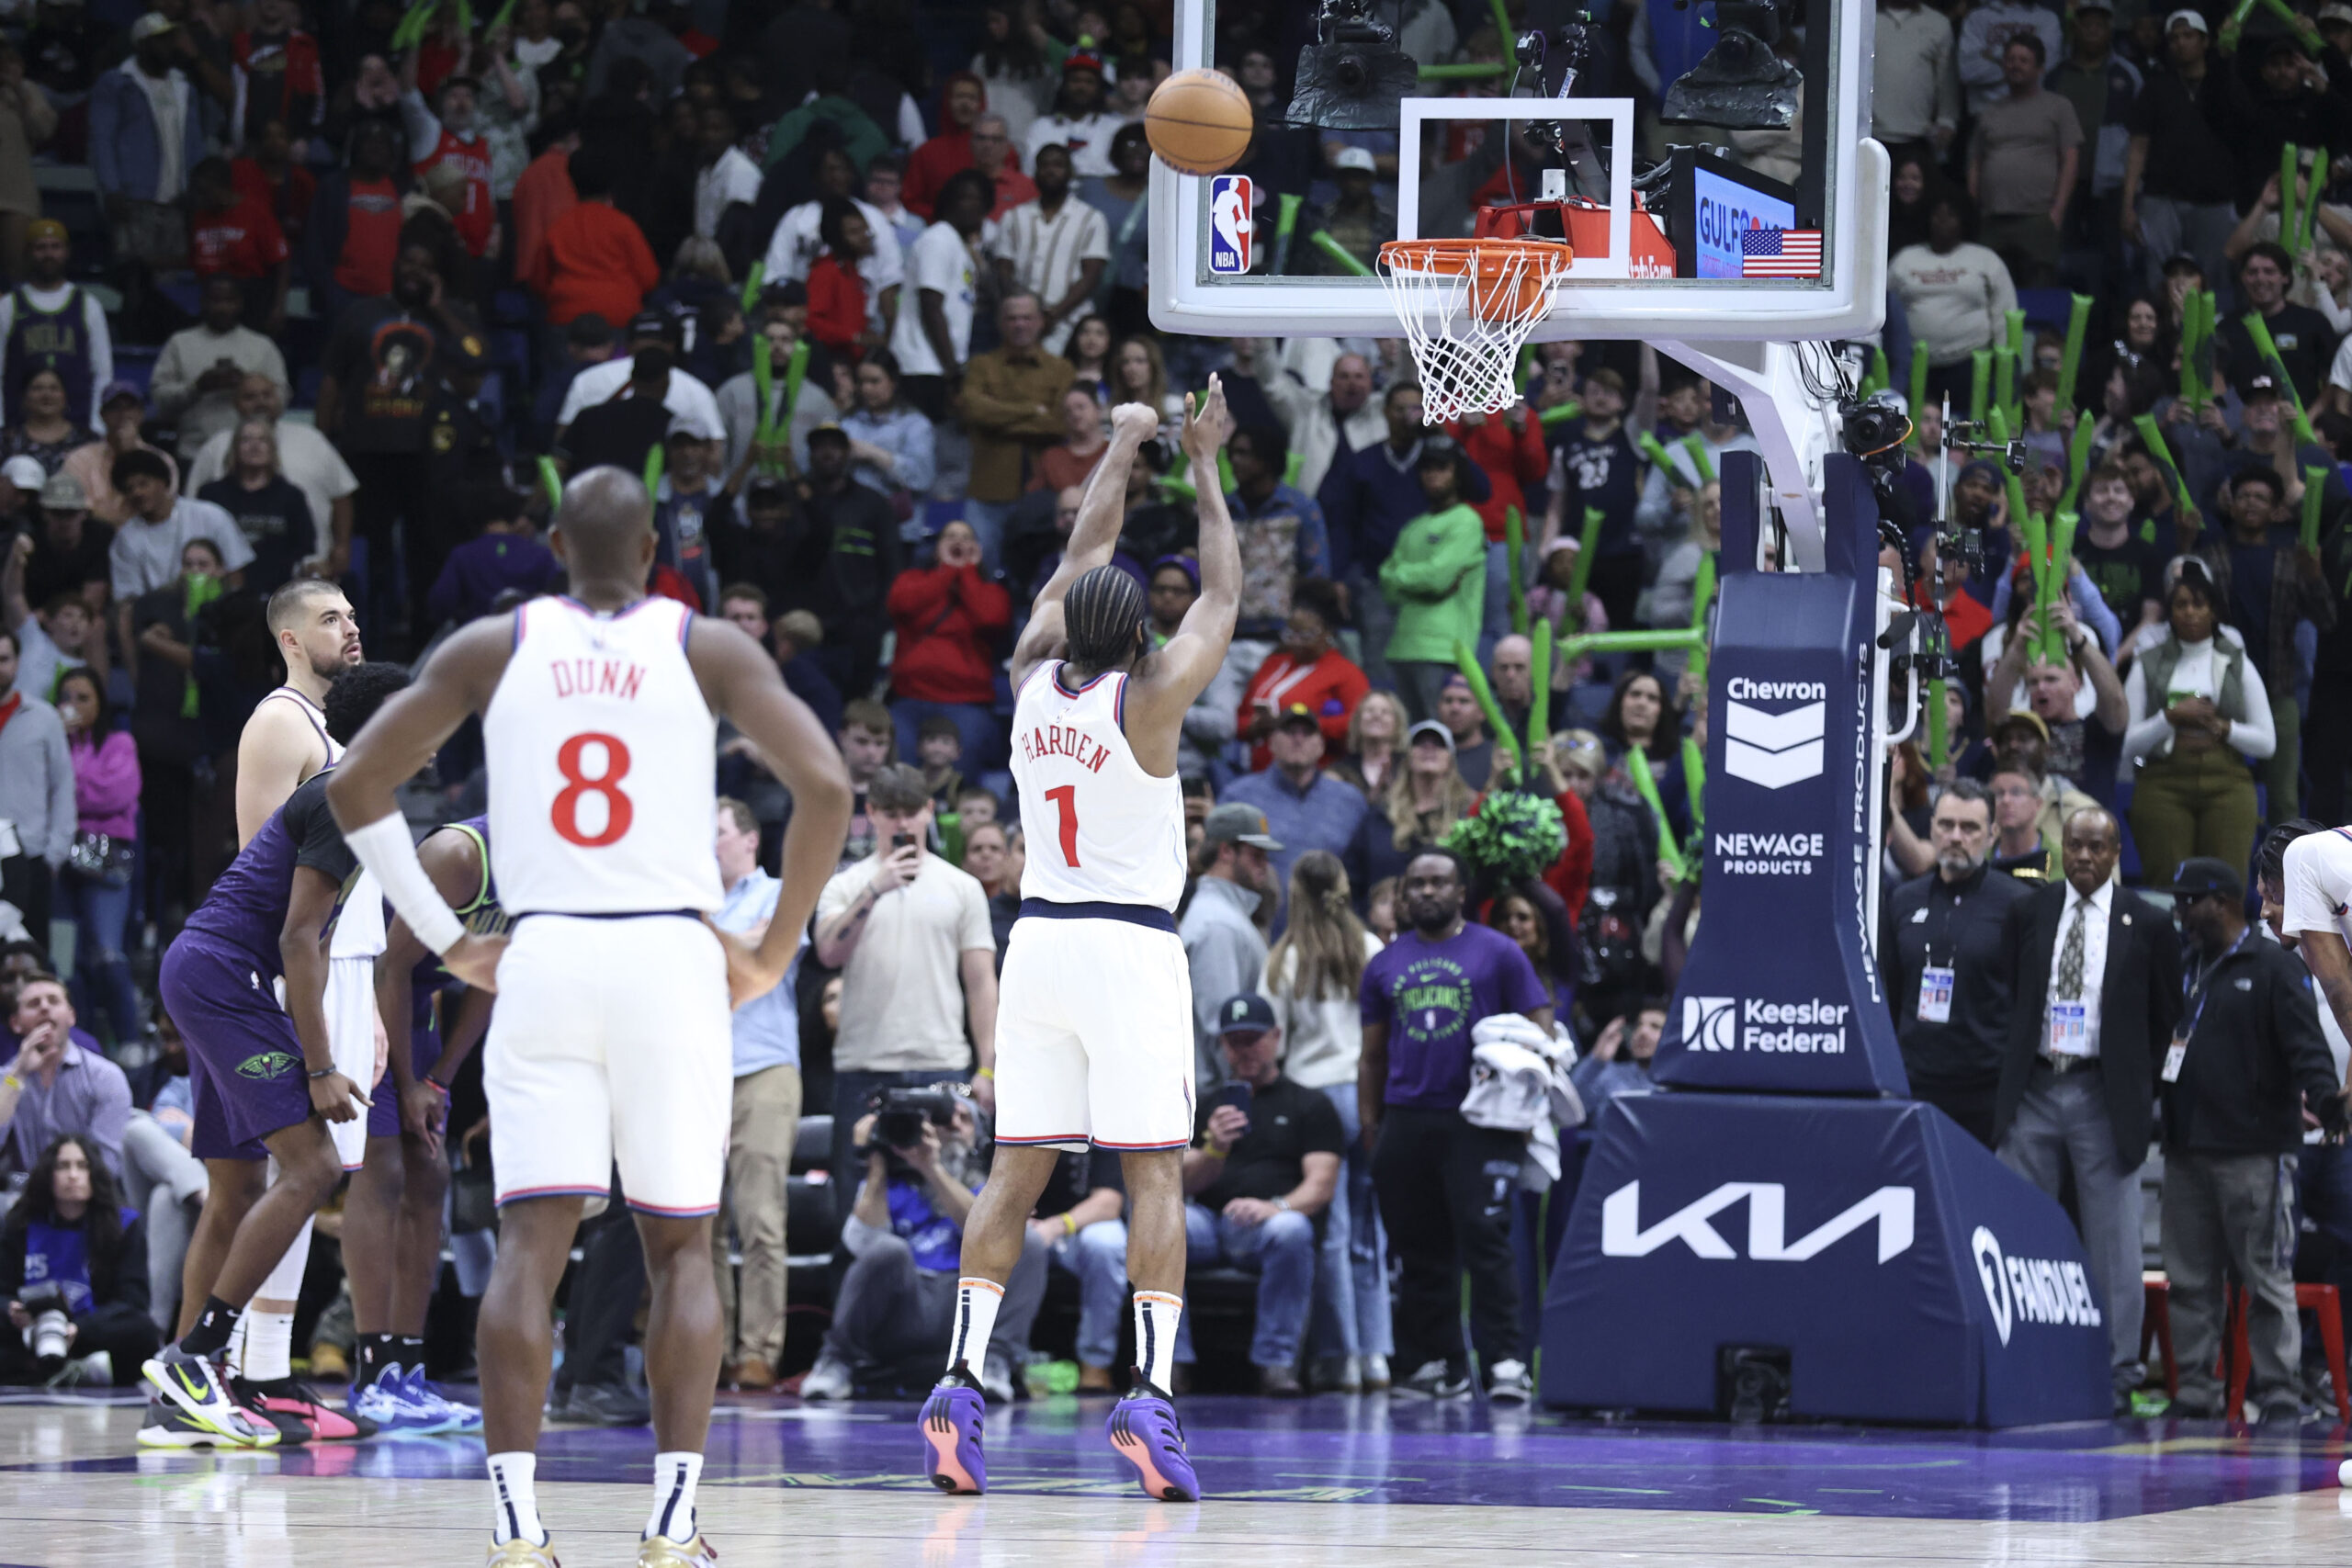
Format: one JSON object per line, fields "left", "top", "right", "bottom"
{"left": 2163, "top": 931, "right": 2343, "bottom": 1156}
{"left": 1994, "top": 883, "right": 2182, "bottom": 1165}
{"left": 1885, "top": 862, "right": 2033, "bottom": 1088}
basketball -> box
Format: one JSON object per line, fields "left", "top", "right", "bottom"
{"left": 1145, "top": 69, "right": 1253, "bottom": 175}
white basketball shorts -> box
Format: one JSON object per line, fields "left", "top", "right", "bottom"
{"left": 993, "top": 912, "right": 1195, "bottom": 1153}
{"left": 484, "top": 912, "right": 732, "bottom": 1216}
{"left": 323, "top": 954, "right": 381, "bottom": 1171}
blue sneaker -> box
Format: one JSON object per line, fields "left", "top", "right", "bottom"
{"left": 349, "top": 1363, "right": 436, "bottom": 1434}
{"left": 404, "top": 1364, "right": 483, "bottom": 1433}
{"left": 1105, "top": 1375, "right": 1199, "bottom": 1502}
{"left": 918, "top": 1364, "right": 988, "bottom": 1494}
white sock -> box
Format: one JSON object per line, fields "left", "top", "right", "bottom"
{"left": 1134, "top": 1292, "right": 1182, "bottom": 1393}
{"left": 488, "top": 1451, "right": 547, "bottom": 1546}
{"left": 944, "top": 1277, "right": 1003, "bottom": 1374}
{"left": 646, "top": 1451, "right": 703, "bottom": 1543}
{"left": 235, "top": 1305, "right": 294, "bottom": 1382}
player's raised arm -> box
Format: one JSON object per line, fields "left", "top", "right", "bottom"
{"left": 328, "top": 618, "right": 516, "bottom": 989}
{"left": 1010, "top": 402, "right": 1159, "bottom": 686}
{"left": 691, "top": 615, "right": 854, "bottom": 1003}
{"left": 1128, "top": 375, "right": 1238, "bottom": 721}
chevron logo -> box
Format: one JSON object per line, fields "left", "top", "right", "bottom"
{"left": 1723, "top": 701, "right": 1825, "bottom": 789}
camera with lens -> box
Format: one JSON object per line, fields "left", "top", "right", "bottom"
{"left": 1286, "top": 0, "right": 1419, "bottom": 130}
{"left": 1661, "top": 0, "right": 1801, "bottom": 130}
{"left": 17, "top": 1280, "right": 73, "bottom": 1374}
{"left": 866, "top": 1087, "right": 963, "bottom": 1153}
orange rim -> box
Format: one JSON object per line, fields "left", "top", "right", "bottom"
{"left": 1378, "top": 237, "right": 1573, "bottom": 323}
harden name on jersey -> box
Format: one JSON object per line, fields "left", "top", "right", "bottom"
{"left": 1018, "top": 719, "right": 1114, "bottom": 773}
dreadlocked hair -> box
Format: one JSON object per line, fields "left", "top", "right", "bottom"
{"left": 1063, "top": 564, "right": 1148, "bottom": 676}
{"left": 1266, "top": 850, "right": 1371, "bottom": 1002}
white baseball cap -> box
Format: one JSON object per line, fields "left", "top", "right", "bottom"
{"left": 1333, "top": 146, "right": 1378, "bottom": 175}
{"left": 3, "top": 455, "right": 46, "bottom": 491}
{"left": 2321, "top": 2, "right": 2352, "bottom": 25}
{"left": 2165, "top": 7, "right": 2210, "bottom": 33}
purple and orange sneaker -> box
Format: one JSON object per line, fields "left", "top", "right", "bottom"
{"left": 920, "top": 1364, "right": 988, "bottom": 1495}
{"left": 1105, "top": 1374, "right": 1199, "bottom": 1502}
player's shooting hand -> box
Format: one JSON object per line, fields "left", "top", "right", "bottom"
{"left": 1204, "top": 1104, "right": 1249, "bottom": 1151}
{"left": 311, "top": 1070, "right": 368, "bottom": 1123}
{"left": 1181, "top": 375, "right": 1234, "bottom": 461}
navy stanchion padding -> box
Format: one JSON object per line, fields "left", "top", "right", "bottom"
{"left": 1543, "top": 1093, "right": 2114, "bottom": 1427}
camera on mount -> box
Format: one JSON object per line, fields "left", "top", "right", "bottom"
{"left": 1286, "top": 0, "right": 1420, "bottom": 130}
{"left": 17, "top": 1280, "right": 73, "bottom": 1375}
{"left": 1841, "top": 390, "right": 1914, "bottom": 524}
{"left": 1661, "top": 0, "right": 1802, "bottom": 130}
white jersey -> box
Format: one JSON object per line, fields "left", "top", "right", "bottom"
{"left": 485, "top": 595, "right": 724, "bottom": 916}
{"left": 2284, "top": 828, "right": 2352, "bottom": 950}
{"left": 250, "top": 687, "right": 381, "bottom": 959}
{"left": 1010, "top": 660, "right": 1185, "bottom": 912}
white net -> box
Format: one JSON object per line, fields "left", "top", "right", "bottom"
{"left": 1378, "top": 240, "right": 1572, "bottom": 423}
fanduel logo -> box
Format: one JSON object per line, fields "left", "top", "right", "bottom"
{"left": 1970, "top": 1226, "right": 2102, "bottom": 1346}
{"left": 1601, "top": 1181, "right": 1915, "bottom": 1263}
{"left": 1680, "top": 997, "right": 1849, "bottom": 1053}
{"left": 1724, "top": 699, "right": 1826, "bottom": 789}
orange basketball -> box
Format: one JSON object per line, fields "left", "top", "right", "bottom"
{"left": 1145, "top": 69, "right": 1254, "bottom": 176}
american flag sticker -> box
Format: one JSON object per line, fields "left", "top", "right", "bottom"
{"left": 1740, "top": 228, "right": 1823, "bottom": 278}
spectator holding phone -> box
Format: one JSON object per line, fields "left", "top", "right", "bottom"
{"left": 1176, "top": 994, "right": 1342, "bottom": 1396}
{"left": 813, "top": 763, "right": 1001, "bottom": 1224}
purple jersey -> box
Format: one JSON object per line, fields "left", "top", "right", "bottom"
{"left": 181, "top": 772, "right": 358, "bottom": 976}
{"left": 1359, "top": 921, "right": 1552, "bottom": 1111}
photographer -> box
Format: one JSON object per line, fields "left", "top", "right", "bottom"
{"left": 799, "top": 1089, "right": 1046, "bottom": 1404}
{"left": 1, "top": 1133, "right": 158, "bottom": 1384}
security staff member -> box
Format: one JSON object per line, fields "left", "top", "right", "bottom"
{"left": 2161, "top": 856, "right": 2346, "bottom": 1426}
{"left": 1993, "top": 807, "right": 2180, "bottom": 1410}
{"left": 1885, "top": 779, "right": 2032, "bottom": 1145}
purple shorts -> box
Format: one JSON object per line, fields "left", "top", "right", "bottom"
{"left": 363, "top": 1030, "right": 442, "bottom": 1142}
{"left": 159, "top": 934, "right": 311, "bottom": 1162}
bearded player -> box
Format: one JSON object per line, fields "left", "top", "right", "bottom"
{"left": 919, "top": 382, "right": 1238, "bottom": 1501}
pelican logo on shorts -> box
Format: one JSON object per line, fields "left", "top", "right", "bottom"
{"left": 1208, "top": 175, "right": 1253, "bottom": 275}
{"left": 1681, "top": 996, "right": 1737, "bottom": 1052}
{"left": 1723, "top": 680, "right": 1826, "bottom": 789}
{"left": 236, "top": 1050, "right": 300, "bottom": 1081}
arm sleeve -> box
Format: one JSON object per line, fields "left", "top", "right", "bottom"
{"left": 148, "top": 335, "right": 197, "bottom": 416}
{"left": 85, "top": 1064, "right": 131, "bottom": 1181}
{"left": 2227, "top": 656, "right": 2278, "bottom": 760}
{"left": 1295, "top": 495, "right": 1331, "bottom": 579}
{"left": 42, "top": 722, "right": 73, "bottom": 866}
{"left": 85, "top": 299, "right": 112, "bottom": 431}
{"left": 2120, "top": 659, "right": 2171, "bottom": 763}
{"left": 892, "top": 412, "right": 936, "bottom": 494}
{"left": 398, "top": 89, "right": 442, "bottom": 164}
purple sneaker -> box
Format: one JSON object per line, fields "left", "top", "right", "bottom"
{"left": 1105, "top": 1375, "right": 1199, "bottom": 1502}
{"left": 920, "top": 1366, "right": 988, "bottom": 1495}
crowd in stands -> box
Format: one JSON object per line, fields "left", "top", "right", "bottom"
{"left": 0, "top": 0, "right": 2349, "bottom": 1418}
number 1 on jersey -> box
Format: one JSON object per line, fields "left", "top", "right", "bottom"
{"left": 1045, "top": 784, "right": 1080, "bottom": 867}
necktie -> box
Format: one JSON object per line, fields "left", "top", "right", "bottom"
{"left": 2056, "top": 898, "right": 2086, "bottom": 1001}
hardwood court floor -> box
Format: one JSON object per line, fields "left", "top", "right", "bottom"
{"left": 1, "top": 1390, "right": 2347, "bottom": 1566}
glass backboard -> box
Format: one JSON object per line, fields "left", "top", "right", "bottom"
{"left": 1147, "top": 0, "right": 1886, "bottom": 344}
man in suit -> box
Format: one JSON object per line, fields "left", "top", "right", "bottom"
{"left": 1993, "top": 806, "right": 2181, "bottom": 1411}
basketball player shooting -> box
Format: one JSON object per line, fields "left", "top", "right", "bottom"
{"left": 325, "top": 468, "right": 852, "bottom": 1568}
{"left": 919, "top": 380, "right": 1238, "bottom": 1502}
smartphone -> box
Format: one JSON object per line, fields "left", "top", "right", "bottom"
{"left": 892, "top": 831, "right": 918, "bottom": 852}
{"left": 1214, "top": 1081, "right": 1252, "bottom": 1116}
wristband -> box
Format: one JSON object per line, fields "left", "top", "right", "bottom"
{"left": 345, "top": 812, "right": 466, "bottom": 954}
{"left": 1, "top": 1074, "right": 18, "bottom": 1092}
{"left": 1200, "top": 1143, "right": 1228, "bottom": 1158}
{"left": 308, "top": 1066, "right": 337, "bottom": 1081}
{"left": 423, "top": 1073, "right": 450, "bottom": 1096}
{"left": 974, "top": 1066, "right": 994, "bottom": 1079}
{"left": 1060, "top": 1213, "right": 1077, "bottom": 1236}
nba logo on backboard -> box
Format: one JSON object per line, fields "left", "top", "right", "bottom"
{"left": 1208, "top": 175, "right": 1252, "bottom": 275}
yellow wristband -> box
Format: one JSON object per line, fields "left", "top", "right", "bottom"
{"left": 1, "top": 1074, "right": 17, "bottom": 1092}
{"left": 975, "top": 1066, "right": 995, "bottom": 1080}
{"left": 1060, "top": 1212, "right": 1078, "bottom": 1236}
{"left": 1200, "top": 1143, "right": 1228, "bottom": 1159}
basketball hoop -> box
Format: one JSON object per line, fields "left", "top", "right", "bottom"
{"left": 1378, "top": 235, "right": 1572, "bottom": 423}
